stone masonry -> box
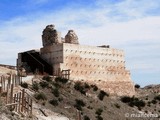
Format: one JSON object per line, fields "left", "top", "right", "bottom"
{"left": 40, "top": 24, "right": 135, "bottom": 96}
{"left": 18, "top": 24, "right": 135, "bottom": 96}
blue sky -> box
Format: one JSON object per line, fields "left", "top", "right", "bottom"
{"left": 0, "top": 0, "right": 160, "bottom": 87}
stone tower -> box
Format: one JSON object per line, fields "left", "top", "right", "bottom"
{"left": 65, "top": 30, "right": 79, "bottom": 44}
{"left": 42, "top": 24, "right": 61, "bottom": 46}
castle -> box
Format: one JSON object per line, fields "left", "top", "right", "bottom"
{"left": 17, "top": 24, "right": 135, "bottom": 96}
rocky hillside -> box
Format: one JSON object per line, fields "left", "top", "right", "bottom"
{"left": 0, "top": 66, "right": 16, "bottom": 75}
{"left": 0, "top": 74, "right": 160, "bottom": 120}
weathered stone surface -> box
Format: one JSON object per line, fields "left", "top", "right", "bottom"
{"left": 18, "top": 24, "right": 135, "bottom": 96}
{"left": 65, "top": 30, "right": 79, "bottom": 44}
{"left": 42, "top": 24, "right": 61, "bottom": 46}
{"left": 40, "top": 43, "right": 135, "bottom": 96}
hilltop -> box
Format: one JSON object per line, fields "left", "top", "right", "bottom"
{"left": 0, "top": 66, "right": 159, "bottom": 120}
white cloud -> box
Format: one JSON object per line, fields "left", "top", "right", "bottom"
{"left": 0, "top": 0, "right": 160, "bottom": 86}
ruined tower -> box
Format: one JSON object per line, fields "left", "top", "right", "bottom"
{"left": 42, "top": 24, "right": 61, "bottom": 46}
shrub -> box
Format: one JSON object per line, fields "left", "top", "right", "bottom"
{"left": 114, "top": 103, "right": 120, "bottom": 108}
{"left": 61, "top": 78, "right": 68, "bottom": 84}
{"left": 52, "top": 82, "right": 61, "bottom": 88}
{"left": 75, "top": 99, "right": 86, "bottom": 107}
{"left": 40, "top": 81, "right": 49, "bottom": 88}
{"left": 34, "top": 92, "right": 47, "bottom": 100}
{"left": 154, "top": 95, "right": 160, "bottom": 101}
{"left": 74, "top": 104, "right": 82, "bottom": 111}
{"left": 98, "top": 90, "right": 109, "bottom": 101}
{"left": 91, "top": 85, "right": 98, "bottom": 91}
{"left": 87, "top": 106, "right": 93, "bottom": 109}
{"left": 145, "top": 97, "right": 148, "bottom": 100}
{"left": 74, "top": 99, "right": 86, "bottom": 111}
{"left": 42, "top": 75, "right": 52, "bottom": 82}
{"left": 151, "top": 100, "right": 157, "bottom": 104}
{"left": 96, "top": 108, "right": 103, "bottom": 116}
{"left": 96, "top": 115, "right": 103, "bottom": 120}
{"left": 129, "top": 99, "right": 145, "bottom": 108}
{"left": 74, "top": 82, "right": 86, "bottom": 94}
{"left": 121, "top": 96, "right": 145, "bottom": 108}
{"left": 42, "top": 101, "right": 46, "bottom": 106}
{"left": 74, "top": 82, "right": 82, "bottom": 90}
{"left": 84, "top": 115, "right": 90, "bottom": 120}
{"left": 52, "top": 88, "right": 60, "bottom": 97}
{"left": 55, "top": 77, "right": 68, "bottom": 84}
{"left": 32, "top": 82, "right": 39, "bottom": 91}
{"left": 55, "top": 77, "right": 61, "bottom": 82}
{"left": 84, "top": 83, "right": 90, "bottom": 89}
{"left": 58, "top": 97, "right": 63, "bottom": 102}
{"left": 21, "top": 82, "right": 28, "bottom": 88}
{"left": 0, "top": 92, "right": 7, "bottom": 97}
{"left": 121, "top": 96, "right": 131, "bottom": 103}
{"left": 135, "top": 84, "right": 140, "bottom": 89}
{"left": 49, "top": 99, "right": 58, "bottom": 106}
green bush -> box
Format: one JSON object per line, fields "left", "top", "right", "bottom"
{"left": 84, "top": 83, "right": 90, "bottom": 89}
{"left": 21, "top": 82, "right": 28, "bottom": 88}
{"left": 52, "top": 82, "right": 61, "bottom": 88}
{"left": 32, "top": 82, "right": 39, "bottom": 91}
{"left": 121, "top": 96, "right": 145, "bottom": 108}
{"left": 114, "top": 103, "right": 120, "bottom": 108}
{"left": 58, "top": 97, "right": 63, "bottom": 102}
{"left": 91, "top": 85, "right": 98, "bottom": 91}
{"left": 55, "top": 77, "right": 68, "bottom": 84}
{"left": 96, "top": 115, "right": 103, "bottom": 120}
{"left": 95, "top": 108, "right": 103, "bottom": 116}
{"left": 98, "top": 90, "right": 109, "bottom": 101}
{"left": 42, "top": 75, "right": 52, "bottom": 82}
{"left": 74, "top": 99, "right": 86, "bottom": 111}
{"left": 75, "top": 99, "right": 86, "bottom": 107}
{"left": 151, "top": 99, "right": 157, "bottom": 104}
{"left": 74, "top": 104, "right": 82, "bottom": 111}
{"left": 49, "top": 99, "right": 58, "bottom": 106}
{"left": 74, "top": 82, "right": 86, "bottom": 94}
{"left": 74, "top": 81, "right": 82, "bottom": 90}
{"left": 154, "top": 95, "right": 160, "bottom": 101}
{"left": 84, "top": 115, "right": 90, "bottom": 120}
{"left": 40, "top": 81, "right": 48, "bottom": 88}
{"left": 121, "top": 96, "right": 132, "bottom": 103}
{"left": 34, "top": 92, "right": 47, "bottom": 100}
{"left": 129, "top": 99, "right": 145, "bottom": 108}
{"left": 135, "top": 84, "right": 140, "bottom": 89}
{"left": 52, "top": 88, "right": 60, "bottom": 97}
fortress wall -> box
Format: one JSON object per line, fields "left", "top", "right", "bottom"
{"left": 61, "top": 43, "right": 131, "bottom": 82}
{"left": 40, "top": 43, "right": 135, "bottom": 96}
{"left": 17, "top": 24, "right": 135, "bottom": 96}
{"left": 88, "top": 80, "right": 135, "bottom": 96}
{"left": 40, "top": 44, "right": 64, "bottom": 65}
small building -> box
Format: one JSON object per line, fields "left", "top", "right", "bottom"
{"left": 17, "top": 24, "right": 135, "bottom": 96}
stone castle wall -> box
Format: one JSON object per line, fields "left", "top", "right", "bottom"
{"left": 18, "top": 24, "right": 135, "bottom": 96}
{"left": 40, "top": 43, "right": 135, "bottom": 96}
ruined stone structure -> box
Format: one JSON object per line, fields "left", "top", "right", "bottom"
{"left": 65, "top": 30, "right": 79, "bottom": 44}
{"left": 17, "top": 24, "right": 135, "bottom": 96}
{"left": 42, "top": 24, "right": 61, "bottom": 46}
